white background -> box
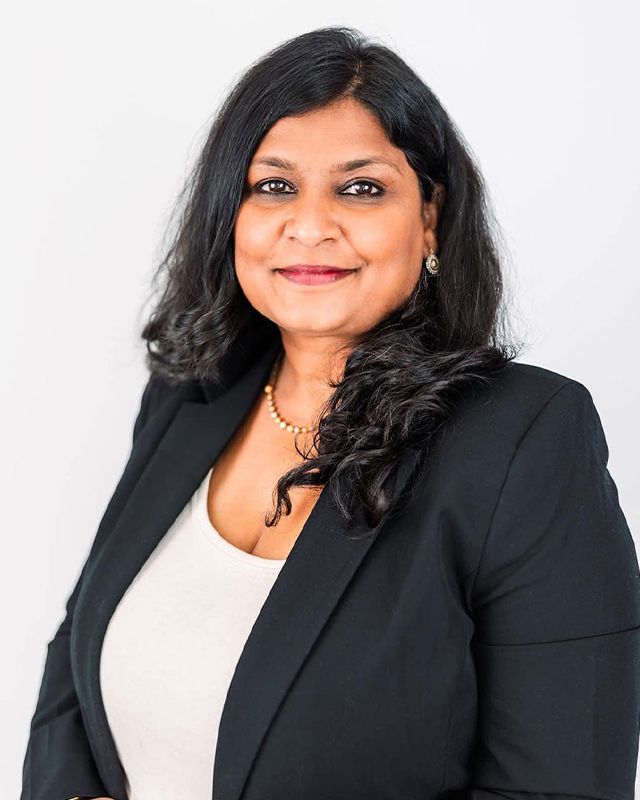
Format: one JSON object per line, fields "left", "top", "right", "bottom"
{"left": 2, "top": 1, "right": 639, "bottom": 796}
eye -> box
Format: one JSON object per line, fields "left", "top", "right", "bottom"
{"left": 251, "top": 178, "right": 385, "bottom": 198}
{"left": 253, "top": 179, "right": 294, "bottom": 195}
{"left": 341, "top": 180, "right": 385, "bottom": 198}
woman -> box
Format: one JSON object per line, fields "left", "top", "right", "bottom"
{"left": 21, "top": 25, "right": 640, "bottom": 800}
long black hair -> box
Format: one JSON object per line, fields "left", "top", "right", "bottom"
{"left": 140, "top": 25, "right": 527, "bottom": 529}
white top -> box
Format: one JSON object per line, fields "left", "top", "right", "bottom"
{"left": 99, "top": 464, "right": 286, "bottom": 800}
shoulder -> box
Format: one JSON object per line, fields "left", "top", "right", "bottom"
{"left": 430, "top": 359, "right": 606, "bottom": 495}
{"left": 488, "top": 360, "right": 603, "bottom": 455}
{"left": 455, "top": 358, "right": 597, "bottom": 434}
{"left": 132, "top": 372, "right": 202, "bottom": 443}
{"left": 489, "top": 358, "right": 591, "bottom": 410}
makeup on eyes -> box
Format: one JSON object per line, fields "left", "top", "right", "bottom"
{"left": 252, "top": 178, "right": 386, "bottom": 198}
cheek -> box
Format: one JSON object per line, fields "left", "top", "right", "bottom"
{"left": 355, "top": 211, "right": 423, "bottom": 293}
{"left": 233, "top": 206, "right": 272, "bottom": 264}
{"left": 232, "top": 210, "right": 275, "bottom": 315}
{"left": 354, "top": 203, "right": 422, "bottom": 260}
{"left": 354, "top": 261, "right": 419, "bottom": 322}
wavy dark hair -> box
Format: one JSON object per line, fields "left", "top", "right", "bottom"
{"left": 140, "top": 25, "right": 527, "bottom": 530}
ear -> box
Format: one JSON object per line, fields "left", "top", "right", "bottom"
{"left": 421, "top": 183, "right": 445, "bottom": 256}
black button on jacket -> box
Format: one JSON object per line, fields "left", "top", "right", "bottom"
{"left": 20, "top": 339, "right": 640, "bottom": 800}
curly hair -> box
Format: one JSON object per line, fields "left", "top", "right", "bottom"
{"left": 139, "top": 25, "right": 527, "bottom": 530}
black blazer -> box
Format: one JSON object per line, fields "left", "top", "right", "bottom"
{"left": 20, "top": 338, "right": 640, "bottom": 800}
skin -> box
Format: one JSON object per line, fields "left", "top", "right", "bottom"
{"left": 234, "top": 95, "right": 444, "bottom": 431}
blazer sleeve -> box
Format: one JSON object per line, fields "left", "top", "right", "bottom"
{"left": 20, "top": 374, "right": 163, "bottom": 800}
{"left": 468, "top": 380, "right": 640, "bottom": 800}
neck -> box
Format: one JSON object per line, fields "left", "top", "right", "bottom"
{"left": 273, "top": 333, "right": 353, "bottom": 425}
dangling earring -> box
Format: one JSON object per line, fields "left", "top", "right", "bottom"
{"left": 423, "top": 248, "right": 440, "bottom": 276}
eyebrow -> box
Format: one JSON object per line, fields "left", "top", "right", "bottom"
{"left": 250, "top": 155, "right": 402, "bottom": 175}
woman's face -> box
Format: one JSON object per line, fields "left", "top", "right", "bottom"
{"left": 233, "top": 96, "right": 442, "bottom": 346}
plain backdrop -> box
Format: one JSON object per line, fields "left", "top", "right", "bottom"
{"left": 2, "top": 1, "right": 639, "bottom": 796}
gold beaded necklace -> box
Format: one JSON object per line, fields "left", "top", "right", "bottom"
{"left": 263, "top": 350, "right": 318, "bottom": 434}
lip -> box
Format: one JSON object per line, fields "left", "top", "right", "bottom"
{"left": 276, "top": 267, "right": 357, "bottom": 286}
{"left": 278, "top": 265, "right": 356, "bottom": 273}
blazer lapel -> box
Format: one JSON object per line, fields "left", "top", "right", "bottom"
{"left": 71, "top": 337, "right": 420, "bottom": 800}
{"left": 211, "top": 446, "right": 419, "bottom": 800}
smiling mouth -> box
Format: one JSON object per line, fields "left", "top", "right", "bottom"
{"left": 275, "top": 265, "right": 358, "bottom": 273}
{"left": 275, "top": 268, "right": 358, "bottom": 286}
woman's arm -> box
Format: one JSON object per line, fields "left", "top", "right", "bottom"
{"left": 467, "top": 380, "right": 640, "bottom": 799}
{"left": 20, "top": 375, "right": 162, "bottom": 800}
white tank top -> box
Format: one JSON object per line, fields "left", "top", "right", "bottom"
{"left": 99, "top": 464, "right": 286, "bottom": 800}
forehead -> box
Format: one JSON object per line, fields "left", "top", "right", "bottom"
{"left": 249, "top": 99, "right": 407, "bottom": 176}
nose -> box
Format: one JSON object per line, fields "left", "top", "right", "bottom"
{"left": 283, "top": 191, "right": 341, "bottom": 246}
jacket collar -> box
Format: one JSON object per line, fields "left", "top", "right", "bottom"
{"left": 72, "top": 337, "right": 421, "bottom": 800}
